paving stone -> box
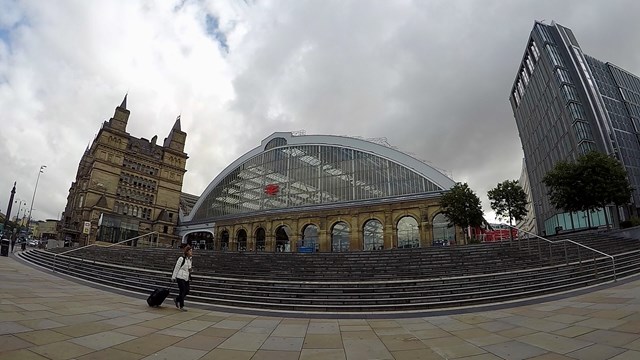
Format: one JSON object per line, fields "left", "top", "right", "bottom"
{"left": 14, "top": 329, "right": 71, "bottom": 345}
{"left": 342, "top": 339, "right": 394, "bottom": 360}
{"left": 552, "top": 326, "right": 596, "bottom": 338}
{"left": 0, "top": 349, "right": 51, "bottom": 360}
{"left": 565, "top": 343, "right": 626, "bottom": 360}
{"left": 516, "top": 332, "right": 592, "bottom": 354}
{"left": 112, "top": 325, "right": 157, "bottom": 337}
{"left": 483, "top": 340, "right": 548, "bottom": 360}
{"left": 0, "top": 334, "right": 34, "bottom": 352}
{"left": 69, "top": 330, "right": 136, "bottom": 350}
{"left": 251, "top": 349, "right": 299, "bottom": 360}
{"left": 16, "top": 318, "right": 66, "bottom": 330}
{"left": 260, "top": 336, "right": 304, "bottom": 351}
{"left": 422, "top": 336, "right": 486, "bottom": 358}
{"left": 299, "top": 349, "right": 347, "bottom": 360}
{"left": 218, "top": 330, "right": 269, "bottom": 351}
{"left": 306, "top": 321, "right": 340, "bottom": 334}
{"left": 609, "top": 350, "right": 640, "bottom": 359}
{"left": 576, "top": 329, "right": 640, "bottom": 347}
{"left": 113, "top": 333, "right": 182, "bottom": 355}
{"left": 139, "top": 345, "right": 208, "bottom": 360}
{"left": 75, "top": 348, "right": 144, "bottom": 360}
{"left": 390, "top": 348, "right": 446, "bottom": 359}
{"left": 0, "top": 321, "right": 33, "bottom": 335}
{"left": 378, "top": 334, "right": 427, "bottom": 351}
{"left": 30, "top": 340, "right": 95, "bottom": 359}
{"left": 175, "top": 334, "right": 226, "bottom": 351}
{"left": 303, "top": 334, "right": 343, "bottom": 349}
{"left": 199, "top": 348, "right": 254, "bottom": 360}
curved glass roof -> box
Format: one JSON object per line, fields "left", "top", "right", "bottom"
{"left": 187, "top": 133, "right": 455, "bottom": 222}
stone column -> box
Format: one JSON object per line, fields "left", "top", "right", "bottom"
{"left": 351, "top": 215, "right": 361, "bottom": 251}
{"left": 384, "top": 210, "right": 393, "bottom": 249}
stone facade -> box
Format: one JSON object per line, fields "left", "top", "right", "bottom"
{"left": 60, "top": 96, "right": 188, "bottom": 246}
{"left": 197, "top": 197, "right": 463, "bottom": 252}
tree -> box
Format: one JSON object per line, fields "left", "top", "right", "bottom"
{"left": 488, "top": 180, "right": 528, "bottom": 242}
{"left": 543, "top": 151, "right": 633, "bottom": 228}
{"left": 439, "top": 182, "right": 485, "bottom": 243}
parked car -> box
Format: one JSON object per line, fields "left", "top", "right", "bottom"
{"left": 27, "top": 239, "right": 39, "bottom": 247}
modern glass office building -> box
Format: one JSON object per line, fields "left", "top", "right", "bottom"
{"left": 179, "top": 132, "right": 457, "bottom": 252}
{"left": 510, "top": 21, "right": 640, "bottom": 235}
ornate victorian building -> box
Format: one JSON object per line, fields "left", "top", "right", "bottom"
{"left": 60, "top": 96, "right": 188, "bottom": 246}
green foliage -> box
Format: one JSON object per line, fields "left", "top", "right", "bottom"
{"left": 439, "top": 183, "right": 485, "bottom": 239}
{"left": 620, "top": 216, "right": 640, "bottom": 229}
{"left": 543, "top": 151, "right": 633, "bottom": 215}
{"left": 487, "top": 180, "right": 528, "bottom": 226}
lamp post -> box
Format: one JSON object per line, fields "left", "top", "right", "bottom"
{"left": 13, "top": 200, "right": 26, "bottom": 223}
{"left": 26, "top": 165, "right": 46, "bottom": 237}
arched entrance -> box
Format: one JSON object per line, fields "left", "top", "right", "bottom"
{"left": 300, "top": 224, "right": 319, "bottom": 252}
{"left": 255, "top": 228, "right": 266, "bottom": 252}
{"left": 331, "top": 221, "right": 350, "bottom": 252}
{"left": 220, "top": 230, "right": 230, "bottom": 251}
{"left": 184, "top": 231, "right": 214, "bottom": 250}
{"left": 432, "top": 213, "right": 455, "bottom": 246}
{"left": 397, "top": 216, "right": 420, "bottom": 248}
{"left": 363, "top": 219, "right": 384, "bottom": 251}
{"left": 237, "top": 229, "right": 247, "bottom": 251}
{"left": 275, "top": 225, "right": 291, "bottom": 252}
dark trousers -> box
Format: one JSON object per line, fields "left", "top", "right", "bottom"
{"left": 176, "top": 279, "right": 190, "bottom": 308}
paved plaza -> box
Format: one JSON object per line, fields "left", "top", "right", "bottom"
{"left": 2, "top": 256, "right": 640, "bottom": 359}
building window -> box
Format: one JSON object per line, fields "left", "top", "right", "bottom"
{"left": 331, "top": 221, "right": 350, "bottom": 252}
{"left": 163, "top": 225, "right": 168, "bottom": 233}
{"left": 397, "top": 216, "right": 420, "bottom": 248}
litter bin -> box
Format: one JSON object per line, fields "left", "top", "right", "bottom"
{"left": 1, "top": 238, "right": 9, "bottom": 257}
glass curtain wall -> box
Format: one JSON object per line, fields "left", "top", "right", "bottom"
{"left": 194, "top": 145, "right": 444, "bottom": 220}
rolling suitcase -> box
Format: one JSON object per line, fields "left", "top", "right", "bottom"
{"left": 147, "top": 288, "right": 170, "bottom": 307}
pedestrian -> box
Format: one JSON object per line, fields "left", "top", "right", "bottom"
{"left": 171, "top": 245, "right": 193, "bottom": 311}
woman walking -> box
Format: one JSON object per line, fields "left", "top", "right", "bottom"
{"left": 171, "top": 245, "right": 193, "bottom": 311}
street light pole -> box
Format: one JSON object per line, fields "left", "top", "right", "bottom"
{"left": 25, "top": 165, "right": 46, "bottom": 237}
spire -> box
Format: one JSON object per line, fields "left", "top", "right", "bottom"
{"left": 119, "top": 93, "right": 127, "bottom": 109}
{"left": 173, "top": 115, "right": 181, "bottom": 131}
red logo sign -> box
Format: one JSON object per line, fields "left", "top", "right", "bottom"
{"left": 264, "top": 184, "right": 280, "bottom": 195}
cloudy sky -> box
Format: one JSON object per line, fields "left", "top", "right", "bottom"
{"left": 1, "top": 0, "right": 639, "bottom": 224}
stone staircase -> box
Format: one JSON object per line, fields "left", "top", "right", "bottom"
{"left": 16, "top": 232, "right": 640, "bottom": 314}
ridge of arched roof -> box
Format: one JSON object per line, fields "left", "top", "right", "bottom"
{"left": 183, "top": 132, "right": 456, "bottom": 221}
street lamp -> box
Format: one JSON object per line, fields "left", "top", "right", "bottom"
{"left": 26, "top": 165, "right": 46, "bottom": 237}
{"left": 13, "top": 199, "right": 26, "bottom": 223}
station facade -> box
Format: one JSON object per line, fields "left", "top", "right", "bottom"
{"left": 179, "top": 132, "right": 458, "bottom": 252}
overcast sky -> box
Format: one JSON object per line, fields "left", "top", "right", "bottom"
{"left": 1, "top": 0, "right": 639, "bottom": 224}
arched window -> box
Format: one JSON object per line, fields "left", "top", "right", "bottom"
{"left": 275, "top": 225, "right": 291, "bottom": 252}
{"left": 133, "top": 206, "right": 138, "bottom": 217}
{"left": 397, "top": 216, "right": 420, "bottom": 248}
{"left": 301, "top": 224, "right": 319, "bottom": 252}
{"left": 363, "top": 219, "right": 384, "bottom": 251}
{"left": 331, "top": 222, "right": 350, "bottom": 252}
{"left": 432, "top": 213, "right": 455, "bottom": 246}
{"left": 255, "top": 228, "right": 266, "bottom": 252}
{"left": 237, "top": 229, "right": 247, "bottom": 251}
{"left": 220, "top": 230, "right": 230, "bottom": 251}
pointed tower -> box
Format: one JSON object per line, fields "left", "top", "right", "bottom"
{"left": 108, "top": 94, "right": 130, "bottom": 132}
{"left": 163, "top": 115, "right": 187, "bottom": 152}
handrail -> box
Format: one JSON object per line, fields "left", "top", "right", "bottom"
{"left": 51, "top": 231, "right": 158, "bottom": 272}
{"left": 506, "top": 225, "right": 616, "bottom": 281}
{"left": 106, "top": 232, "right": 158, "bottom": 248}
{"left": 52, "top": 243, "right": 99, "bottom": 272}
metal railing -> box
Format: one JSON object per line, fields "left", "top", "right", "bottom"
{"left": 506, "top": 225, "right": 616, "bottom": 281}
{"left": 52, "top": 232, "right": 159, "bottom": 273}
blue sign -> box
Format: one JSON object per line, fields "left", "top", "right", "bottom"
{"left": 298, "top": 246, "right": 314, "bottom": 253}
